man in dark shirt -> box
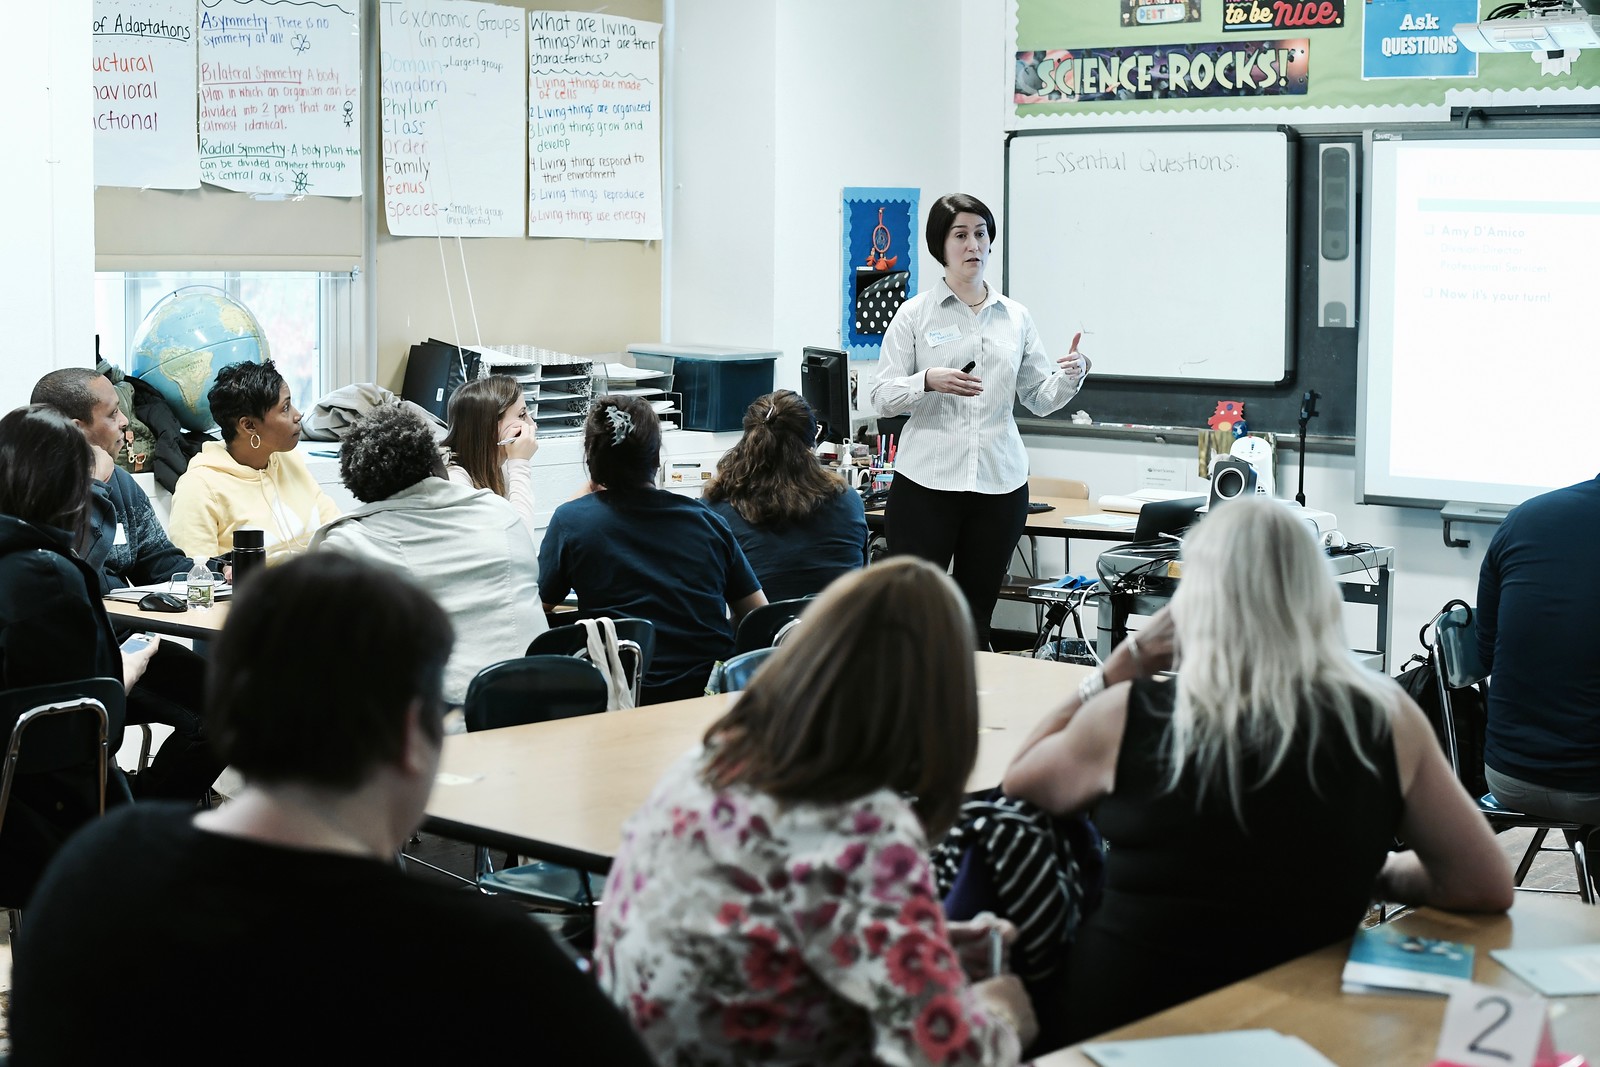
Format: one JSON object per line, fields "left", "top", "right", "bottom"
{"left": 1476, "top": 475, "right": 1600, "bottom": 823}
{"left": 31, "top": 368, "right": 223, "bottom": 801}
{"left": 9, "top": 554, "right": 658, "bottom": 1065}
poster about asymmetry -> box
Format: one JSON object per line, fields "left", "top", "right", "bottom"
{"left": 197, "top": 0, "right": 362, "bottom": 197}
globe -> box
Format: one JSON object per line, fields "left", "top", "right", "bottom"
{"left": 129, "top": 286, "right": 271, "bottom": 432}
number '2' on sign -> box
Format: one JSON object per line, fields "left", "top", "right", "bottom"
{"left": 1431, "top": 982, "right": 1588, "bottom": 1067}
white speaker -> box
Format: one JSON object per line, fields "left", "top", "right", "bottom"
{"left": 1317, "top": 143, "right": 1357, "bottom": 329}
{"left": 1208, "top": 456, "right": 1257, "bottom": 510}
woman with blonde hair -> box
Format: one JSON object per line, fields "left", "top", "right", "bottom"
{"left": 702, "top": 390, "right": 867, "bottom": 601}
{"left": 597, "top": 557, "right": 1037, "bottom": 1065}
{"left": 1004, "top": 497, "right": 1512, "bottom": 1044}
{"left": 440, "top": 375, "right": 537, "bottom": 531}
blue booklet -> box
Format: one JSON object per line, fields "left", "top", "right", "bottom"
{"left": 1341, "top": 927, "right": 1475, "bottom": 995}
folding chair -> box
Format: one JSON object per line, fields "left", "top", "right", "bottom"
{"left": 733, "top": 598, "right": 811, "bottom": 655}
{"left": 0, "top": 678, "right": 122, "bottom": 938}
{"left": 526, "top": 617, "right": 656, "bottom": 709}
{"left": 706, "top": 646, "right": 777, "bottom": 695}
{"left": 1432, "top": 604, "right": 1595, "bottom": 904}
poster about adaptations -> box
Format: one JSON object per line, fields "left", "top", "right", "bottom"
{"left": 198, "top": 0, "right": 361, "bottom": 197}
{"left": 527, "top": 11, "right": 662, "bottom": 240}
{"left": 1015, "top": 39, "right": 1310, "bottom": 102}
{"left": 379, "top": 0, "right": 526, "bottom": 236}
{"left": 93, "top": 0, "right": 200, "bottom": 189}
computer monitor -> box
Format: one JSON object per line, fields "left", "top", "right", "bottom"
{"left": 1132, "top": 495, "right": 1207, "bottom": 543}
{"left": 800, "top": 346, "right": 852, "bottom": 445}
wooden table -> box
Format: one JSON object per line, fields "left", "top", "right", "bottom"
{"left": 865, "top": 494, "right": 1138, "bottom": 544}
{"left": 423, "top": 651, "right": 1087, "bottom": 872}
{"left": 1037, "top": 895, "right": 1600, "bottom": 1065}
{"left": 105, "top": 598, "right": 230, "bottom": 640}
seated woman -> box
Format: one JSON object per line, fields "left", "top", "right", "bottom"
{"left": 168, "top": 360, "right": 341, "bottom": 564}
{"left": 1003, "top": 498, "right": 1514, "bottom": 1045}
{"left": 0, "top": 405, "right": 159, "bottom": 905}
{"left": 439, "top": 375, "right": 537, "bottom": 532}
{"left": 596, "top": 558, "right": 1037, "bottom": 1065}
{"left": 702, "top": 390, "right": 868, "bottom": 602}
{"left": 9, "top": 553, "right": 655, "bottom": 1063}
{"left": 310, "top": 404, "right": 546, "bottom": 707}
{"left": 538, "top": 396, "right": 766, "bottom": 704}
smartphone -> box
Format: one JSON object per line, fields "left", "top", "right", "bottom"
{"left": 120, "top": 634, "right": 153, "bottom": 655}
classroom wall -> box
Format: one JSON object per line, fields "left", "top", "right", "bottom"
{"left": 670, "top": 0, "right": 964, "bottom": 398}
{"left": 372, "top": 0, "right": 664, "bottom": 389}
{"left": 944, "top": 4, "right": 1497, "bottom": 647}
{"left": 1, "top": 0, "right": 95, "bottom": 410}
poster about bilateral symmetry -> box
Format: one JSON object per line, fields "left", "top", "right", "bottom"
{"left": 527, "top": 11, "right": 662, "bottom": 240}
{"left": 379, "top": 0, "right": 526, "bottom": 236}
{"left": 93, "top": 0, "right": 199, "bottom": 189}
{"left": 197, "top": 0, "right": 362, "bottom": 197}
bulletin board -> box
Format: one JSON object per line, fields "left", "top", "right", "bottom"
{"left": 1011, "top": 0, "right": 1600, "bottom": 126}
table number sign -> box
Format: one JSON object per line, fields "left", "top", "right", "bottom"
{"left": 1431, "top": 982, "right": 1588, "bottom": 1067}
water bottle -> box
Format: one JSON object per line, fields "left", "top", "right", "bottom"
{"left": 187, "top": 558, "right": 214, "bottom": 610}
{"left": 231, "top": 528, "right": 266, "bottom": 590}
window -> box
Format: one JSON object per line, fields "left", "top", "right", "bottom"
{"left": 94, "top": 270, "right": 356, "bottom": 421}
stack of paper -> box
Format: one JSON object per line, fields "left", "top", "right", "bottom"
{"left": 1097, "top": 488, "right": 1203, "bottom": 514}
{"left": 1341, "top": 927, "right": 1475, "bottom": 995}
{"left": 1491, "top": 944, "right": 1600, "bottom": 996}
{"left": 1082, "top": 1029, "right": 1337, "bottom": 1066}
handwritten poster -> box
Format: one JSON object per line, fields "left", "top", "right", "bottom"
{"left": 379, "top": 0, "right": 526, "bottom": 236}
{"left": 93, "top": 0, "right": 200, "bottom": 189}
{"left": 197, "top": 0, "right": 362, "bottom": 196}
{"left": 527, "top": 12, "right": 662, "bottom": 240}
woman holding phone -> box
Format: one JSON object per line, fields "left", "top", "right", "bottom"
{"left": 872, "top": 193, "right": 1089, "bottom": 648}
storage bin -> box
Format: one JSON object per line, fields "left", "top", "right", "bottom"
{"left": 625, "top": 344, "right": 780, "bottom": 432}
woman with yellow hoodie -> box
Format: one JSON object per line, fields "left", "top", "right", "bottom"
{"left": 169, "top": 360, "right": 341, "bottom": 565}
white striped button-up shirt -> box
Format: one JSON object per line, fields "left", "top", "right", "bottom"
{"left": 871, "top": 278, "right": 1084, "bottom": 494}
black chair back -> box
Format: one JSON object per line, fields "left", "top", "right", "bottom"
{"left": 733, "top": 597, "right": 812, "bottom": 655}
{"left": 462, "top": 656, "right": 609, "bottom": 732}
{"left": 0, "top": 678, "right": 122, "bottom": 909}
{"left": 526, "top": 617, "right": 657, "bottom": 704}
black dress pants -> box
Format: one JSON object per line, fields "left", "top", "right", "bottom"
{"left": 885, "top": 474, "right": 1028, "bottom": 649}
{"left": 123, "top": 640, "right": 226, "bottom": 801}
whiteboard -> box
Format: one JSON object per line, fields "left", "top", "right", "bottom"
{"left": 1004, "top": 128, "right": 1295, "bottom": 384}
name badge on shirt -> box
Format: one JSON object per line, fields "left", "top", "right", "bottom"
{"left": 113, "top": 523, "right": 128, "bottom": 546}
{"left": 925, "top": 325, "right": 962, "bottom": 348}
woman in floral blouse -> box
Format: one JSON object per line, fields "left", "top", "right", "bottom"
{"left": 595, "top": 558, "right": 1037, "bottom": 1066}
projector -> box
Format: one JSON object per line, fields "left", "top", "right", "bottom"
{"left": 1454, "top": 10, "right": 1600, "bottom": 51}
{"left": 1277, "top": 499, "right": 1340, "bottom": 539}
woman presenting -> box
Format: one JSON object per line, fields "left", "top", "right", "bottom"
{"left": 872, "top": 193, "right": 1088, "bottom": 648}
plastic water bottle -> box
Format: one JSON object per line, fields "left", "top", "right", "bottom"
{"left": 187, "top": 558, "right": 214, "bottom": 610}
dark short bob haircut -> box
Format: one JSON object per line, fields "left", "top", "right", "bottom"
{"left": 584, "top": 395, "right": 662, "bottom": 490}
{"left": 209, "top": 360, "right": 285, "bottom": 443}
{"left": 339, "top": 404, "right": 446, "bottom": 504}
{"left": 702, "top": 557, "right": 979, "bottom": 838}
{"left": 205, "top": 552, "right": 453, "bottom": 790}
{"left": 925, "top": 193, "right": 998, "bottom": 266}
{"left": 0, "top": 405, "right": 94, "bottom": 544}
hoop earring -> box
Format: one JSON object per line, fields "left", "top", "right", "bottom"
{"left": 249, "top": 431, "right": 262, "bottom": 450}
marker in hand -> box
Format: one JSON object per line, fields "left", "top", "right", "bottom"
{"left": 961, "top": 360, "right": 977, "bottom": 375}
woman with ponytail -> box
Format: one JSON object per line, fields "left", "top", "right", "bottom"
{"left": 538, "top": 396, "right": 768, "bottom": 704}
{"left": 702, "top": 390, "right": 867, "bottom": 602}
